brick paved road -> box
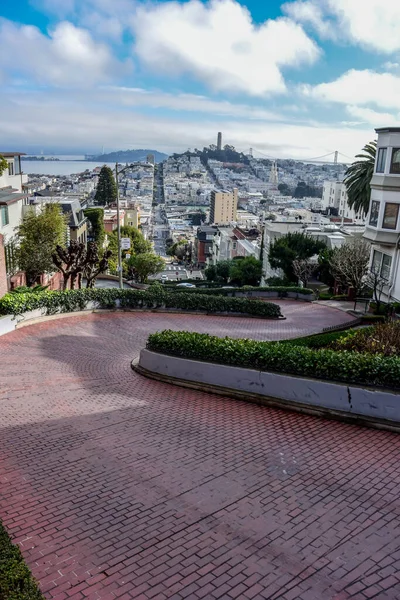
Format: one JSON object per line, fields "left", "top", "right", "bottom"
{"left": 0, "top": 306, "right": 399, "bottom": 600}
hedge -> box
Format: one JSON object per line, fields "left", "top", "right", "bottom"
{"left": 165, "top": 286, "right": 314, "bottom": 297}
{"left": 0, "top": 288, "right": 282, "bottom": 319}
{"left": 0, "top": 520, "right": 44, "bottom": 599}
{"left": 279, "top": 329, "right": 359, "bottom": 349}
{"left": 147, "top": 330, "right": 400, "bottom": 389}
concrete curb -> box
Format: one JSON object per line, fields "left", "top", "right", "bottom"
{"left": 133, "top": 350, "right": 400, "bottom": 433}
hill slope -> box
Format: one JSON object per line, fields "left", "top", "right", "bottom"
{"left": 87, "top": 149, "right": 168, "bottom": 163}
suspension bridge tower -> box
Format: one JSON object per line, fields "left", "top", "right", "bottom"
{"left": 334, "top": 151, "right": 338, "bottom": 165}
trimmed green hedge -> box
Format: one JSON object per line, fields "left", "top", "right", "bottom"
{"left": 165, "top": 286, "right": 314, "bottom": 297}
{"left": 0, "top": 521, "right": 44, "bottom": 599}
{"left": 147, "top": 330, "right": 400, "bottom": 389}
{"left": 279, "top": 329, "right": 359, "bottom": 349}
{"left": 0, "top": 288, "right": 282, "bottom": 319}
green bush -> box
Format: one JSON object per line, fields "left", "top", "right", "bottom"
{"left": 0, "top": 521, "right": 44, "bottom": 599}
{"left": 331, "top": 322, "right": 400, "bottom": 356}
{"left": 166, "top": 286, "right": 313, "bottom": 297}
{"left": 147, "top": 330, "right": 400, "bottom": 389}
{"left": 317, "top": 293, "right": 333, "bottom": 300}
{"left": 0, "top": 288, "right": 282, "bottom": 319}
{"left": 360, "top": 315, "right": 386, "bottom": 323}
{"left": 279, "top": 329, "right": 358, "bottom": 349}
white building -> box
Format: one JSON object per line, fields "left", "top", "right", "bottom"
{"left": 364, "top": 127, "right": 400, "bottom": 302}
{"left": 322, "top": 180, "right": 365, "bottom": 224}
{"left": 0, "top": 153, "right": 28, "bottom": 243}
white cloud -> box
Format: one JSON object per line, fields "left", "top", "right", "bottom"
{"left": 303, "top": 69, "right": 400, "bottom": 110}
{"left": 107, "top": 87, "right": 285, "bottom": 120}
{"left": 2, "top": 88, "right": 373, "bottom": 159}
{"left": 0, "top": 19, "right": 129, "bottom": 86}
{"left": 284, "top": 0, "right": 400, "bottom": 53}
{"left": 346, "top": 106, "right": 398, "bottom": 127}
{"left": 131, "top": 0, "right": 320, "bottom": 96}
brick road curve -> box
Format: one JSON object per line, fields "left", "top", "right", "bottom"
{"left": 0, "top": 304, "right": 399, "bottom": 600}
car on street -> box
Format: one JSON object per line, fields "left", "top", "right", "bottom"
{"left": 176, "top": 283, "right": 196, "bottom": 288}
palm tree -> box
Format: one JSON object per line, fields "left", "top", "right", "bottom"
{"left": 344, "top": 141, "right": 376, "bottom": 215}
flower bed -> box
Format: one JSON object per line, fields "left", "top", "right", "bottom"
{"left": 146, "top": 330, "right": 400, "bottom": 390}
{"left": 0, "top": 288, "right": 282, "bottom": 319}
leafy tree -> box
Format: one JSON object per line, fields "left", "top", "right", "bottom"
{"left": 107, "top": 225, "right": 151, "bottom": 272}
{"left": 0, "top": 155, "right": 8, "bottom": 176}
{"left": 205, "top": 260, "right": 232, "bottom": 283}
{"left": 229, "top": 256, "right": 262, "bottom": 287}
{"left": 128, "top": 252, "right": 164, "bottom": 283}
{"left": 278, "top": 183, "right": 292, "bottom": 196}
{"left": 52, "top": 241, "right": 112, "bottom": 289}
{"left": 269, "top": 233, "right": 326, "bottom": 282}
{"left": 329, "top": 239, "right": 370, "bottom": 297}
{"left": 17, "top": 204, "right": 68, "bottom": 286}
{"left": 94, "top": 165, "right": 117, "bottom": 206}
{"left": 293, "top": 259, "right": 315, "bottom": 287}
{"left": 205, "top": 264, "right": 217, "bottom": 282}
{"left": 84, "top": 208, "right": 105, "bottom": 247}
{"left": 166, "top": 239, "right": 192, "bottom": 261}
{"left": 344, "top": 141, "right": 376, "bottom": 215}
{"left": 317, "top": 248, "right": 335, "bottom": 288}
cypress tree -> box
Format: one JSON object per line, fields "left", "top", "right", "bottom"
{"left": 94, "top": 166, "right": 117, "bottom": 206}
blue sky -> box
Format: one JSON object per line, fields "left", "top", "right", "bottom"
{"left": 1, "top": 0, "right": 399, "bottom": 157}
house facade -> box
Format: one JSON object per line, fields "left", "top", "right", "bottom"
{"left": 364, "top": 127, "right": 400, "bottom": 302}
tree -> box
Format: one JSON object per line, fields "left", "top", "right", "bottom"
{"left": 317, "top": 248, "right": 335, "bottom": 288}
{"left": 0, "top": 155, "right": 8, "bottom": 176}
{"left": 17, "top": 204, "right": 68, "bottom": 286}
{"left": 166, "top": 240, "right": 192, "bottom": 262}
{"left": 293, "top": 259, "right": 315, "bottom": 287}
{"left": 229, "top": 256, "right": 262, "bottom": 287}
{"left": 329, "top": 239, "right": 370, "bottom": 297}
{"left": 107, "top": 225, "right": 151, "bottom": 272}
{"left": 365, "top": 264, "right": 387, "bottom": 314}
{"left": 128, "top": 252, "right": 164, "bottom": 283}
{"left": 52, "top": 241, "right": 112, "bottom": 289}
{"left": 94, "top": 165, "right": 117, "bottom": 206}
{"left": 269, "top": 233, "right": 326, "bottom": 283}
{"left": 344, "top": 141, "right": 376, "bottom": 215}
{"left": 84, "top": 208, "right": 105, "bottom": 247}
{"left": 205, "top": 260, "right": 231, "bottom": 283}
{"left": 278, "top": 183, "right": 292, "bottom": 196}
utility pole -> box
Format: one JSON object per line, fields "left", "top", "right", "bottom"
{"left": 115, "top": 162, "right": 123, "bottom": 289}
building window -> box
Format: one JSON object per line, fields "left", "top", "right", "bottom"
{"left": 382, "top": 203, "right": 399, "bottom": 230}
{"left": 0, "top": 206, "right": 9, "bottom": 226}
{"left": 372, "top": 250, "right": 392, "bottom": 280}
{"left": 390, "top": 148, "right": 400, "bottom": 174}
{"left": 8, "top": 162, "right": 14, "bottom": 176}
{"left": 369, "top": 200, "right": 380, "bottom": 226}
{"left": 376, "top": 148, "right": 387, "bottom": 173}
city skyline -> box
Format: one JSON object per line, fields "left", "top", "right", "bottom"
{"left": 1, "top": 0, "right": 399, "bottom": 158}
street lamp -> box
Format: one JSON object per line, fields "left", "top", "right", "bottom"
{"left": 115, "top": 162, "right": 136, "bottom": 289}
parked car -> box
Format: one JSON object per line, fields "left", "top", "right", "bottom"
{"left": 161, "top": 274, "right": 168, "bottom": 280}
{"left": 176, "top": 283, "right": 196, "bottom": 288}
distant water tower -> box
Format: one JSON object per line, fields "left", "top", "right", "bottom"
{"left": 217, "top": 132, "right": 222, "bottom": 151}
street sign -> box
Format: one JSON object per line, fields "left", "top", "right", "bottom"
{"left": 125, "top": 253, "right": 131, "bottom": 260}
{"left": 121, "top": 237, "right": 131, "bottom": 250}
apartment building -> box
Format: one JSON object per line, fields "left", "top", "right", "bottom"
{"left": 322, "top": 180, "right": 365, "bottom": 224}
{"left": 364, "top": 127, "right": 400, "bottom": 302}
{"left": 209, "top": 188, "right": 238, "bottom": 224}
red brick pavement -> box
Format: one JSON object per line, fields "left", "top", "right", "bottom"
{"left": 0, "top": 307, "right": 399, "bottom": 600}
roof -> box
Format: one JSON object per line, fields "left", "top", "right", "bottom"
{"left": 375, "top": 128, "right": 400, "bottom": 134}
{"left": 0, "top": 186, "right": 26, "bottom": 205}
{"left": 0, "top": 152, "right": 26, "bottom": 157}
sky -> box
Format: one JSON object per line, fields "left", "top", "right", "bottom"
{"left": 1, "top": 0, "right": 399, "bottom": 158}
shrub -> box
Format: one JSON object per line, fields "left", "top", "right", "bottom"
{"left": 317, "top": 293, "right": 333, "bottom": 300}
{"left": 166, "top": 286, "right": 313, "bottom": 297}
{"left": 360, "top": 315, "right": 386, "bottom": 324}
{"left": 331, "top": 322, "right": 400, "bottom": 356}
{"left": 0, "top": 288, "right": 282, "bottom": 319}
{"left": 0, "top": 520, "right": 44, "bottom": 599}
{"left": 147, "top": 330, "right": 400, "bottom": 389}
{"left": 280, "top": 329, "right": 357, "bottom": 349}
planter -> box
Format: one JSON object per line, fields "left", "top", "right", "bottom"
{"left": 135, "top": 349, "right": 400, "bottom": 431}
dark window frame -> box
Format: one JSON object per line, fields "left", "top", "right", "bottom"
{"left": 382, "top": 203, "right": 399, "bottom": 230}
{"left": 369, "top": 200, "right": 380, "bottom": 227}
{"left": 390, "top": 148, "right": 400, "bottom": 174}
{"left": 376, "top": 147, "right": 387, "bottom": 173}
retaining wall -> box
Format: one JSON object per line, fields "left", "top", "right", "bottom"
{"left": 136, "top": 349, "right": 400, "bottom": 430}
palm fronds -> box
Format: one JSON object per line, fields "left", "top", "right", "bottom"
{"left": 344, "top": 141, "right": 376, "bottom": 215}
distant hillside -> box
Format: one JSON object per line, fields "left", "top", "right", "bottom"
{"left": 86, "top": 149, "right": 168, "bottom": 163}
